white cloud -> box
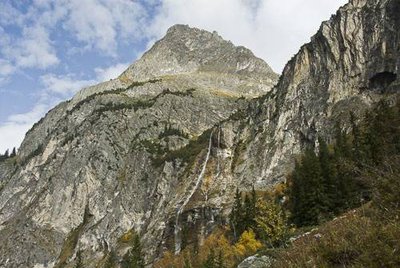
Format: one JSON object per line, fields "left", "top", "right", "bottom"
{"left": 0, "top": 71, "right": 97, "bottom": 152}
{"left": 7, "top": 26, "right": 59, "bottom": 69}
{"left": 0, "top": 103, "right": 48, "bottom": 153}
{"left": 0, "top": 0, "right": 149, "bottom": 76}
{"left": 95, "top": 62, "right": 130, "bottom": 82}
{"left": 61, "top": 0, "right": 149, "bottom": 55}
{"left": 40, "top": 74, "right": 96, "bottom": 96}
{"left": 0, "top": 59, "right": 15, "bottom": 76}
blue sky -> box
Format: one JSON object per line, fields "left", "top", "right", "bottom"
{"left": 0, "top": 0, "right": 347, "bottom": 153}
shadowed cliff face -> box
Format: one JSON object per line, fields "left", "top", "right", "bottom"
{"left": 0, "top": 0, "right": 399, "bottom": 267}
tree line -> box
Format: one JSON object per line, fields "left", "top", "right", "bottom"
{"left": 288, "top": 99, "right": 400, "bottom": 227}
{"left": 0, "top": 147, "right": 16, "bottom": 162}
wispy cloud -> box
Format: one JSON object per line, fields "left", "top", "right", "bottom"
{"left": 63, "top": 0, "right": 148, "bottom": 55}
{"left": 5, "top": 26, "right": 60, "bottom": 69}
{"left": 0, "top": 0, "right": 150, "bottom": 80}
{"left": 0, "top": 104, "right": 48, "bottom": 153}
{"left": 95, "top": 62, "right": 130, "bottom": 82}
{"left": 41, "top": 74, "right": 96, "bottom": 96}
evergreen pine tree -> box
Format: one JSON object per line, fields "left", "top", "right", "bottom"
{"left": 202, "top": 249, "right": 216, "bottom": 268}
{"left": 334, "top": 122, "right": 350, "bottom": 158}
{"left": 318, "top": 137, "right": 336, "bottom": 213}
{"left": 229, "top": 188, "right": 243, "bottom": 239}
{"left": 10, "top": 147, "right": 16, "bottom": 157}
{"left": 128, "top": 233, "right": 145, "bottom": 268}
{"left": 243, "top": 194, "right": 255, "bottom": 231}
{"left": 75, "top": 250, "right": 84, "bottom": 268}
{"left": 289, "top": 160, "right": 305, "bottom": 227}
{"left": 104, "top": 250, "right": 117, "bottom": 268}
{"left": 350, "top": 112, "right": 363, "bottom": 162}
{"left": 4, "top": 149, "right": 9, "bottom": 158}
{"left": 215, "top": 250, "right": 225, "bottom": 268}
{"left": 297, "top": 148, "right": 325, "bottom": 226}
{"left": 183, "top": 254, "right": 192, "bottom": 268}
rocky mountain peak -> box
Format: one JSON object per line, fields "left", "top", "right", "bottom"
{"left": 121, "top": 24, "right": 277, "bottom": 82}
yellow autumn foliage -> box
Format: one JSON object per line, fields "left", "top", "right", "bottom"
{"left": 154, "top": 227, "right": 263, "bottom": 268}
{"left": 255, "top": 198, "right": 288, "bottom": 246}
{"left": 233, "top": 229, "right": 262, "bottom": 257}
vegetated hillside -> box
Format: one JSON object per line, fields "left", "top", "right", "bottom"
{"left": 153, "top": 98, "right": 400, "bottom": 268}
{"left": 272, "top": 98, "right": 400, "bottom": 267}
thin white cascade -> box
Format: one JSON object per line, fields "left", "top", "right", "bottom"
{"left": 174, "top": 130, "right": 213, "bottom": 255}
{"left": 216, "top": 126, "right": 221, "bottom": 177}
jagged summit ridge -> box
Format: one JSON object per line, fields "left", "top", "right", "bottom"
{"left": 72, "top": 24, "right": 278, "bottom": 103}
{"left": 121, "top": 24, "right": 277, "bottom": 82}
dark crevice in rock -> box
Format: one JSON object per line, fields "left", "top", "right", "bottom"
{"left": 369, "top": 71, "right": 397, "bottom": 91}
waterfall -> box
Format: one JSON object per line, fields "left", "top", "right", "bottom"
{"left": 216, "top": 126, "right": 221, "bottom": 176}
{"left": 174, "top": 130, "right": 214, "bottom": 254}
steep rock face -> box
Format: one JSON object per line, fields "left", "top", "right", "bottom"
{"left": 0, "top": 26, "right": 277, "bottom": 268}
{"left": 226, "top": 0, "right": 400, "bottom": 188}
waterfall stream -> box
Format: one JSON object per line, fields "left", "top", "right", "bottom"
{"left": 216, "top": 126, "right": 221, "bottom": 176}
{"left": 174, "top": 130, "right": 213, "bottom": 254}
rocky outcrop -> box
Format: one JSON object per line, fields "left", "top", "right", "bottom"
{"left": 237, "top": 255, "right": 273, "bottom": 268}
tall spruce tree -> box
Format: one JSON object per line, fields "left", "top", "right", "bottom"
{"left": 10, "top": 147, "right": 16, "bottom": 157}
{"left": 350, "top": 112, "right": 364, "bottom": 162}
{"left": 74, "top": 250, "right": 84, "bottom": 268}
{"left": 215, "top": 251, "right": 225, "bottom": 268}
{"left": 243, "top": 194, "right": 256, "bottom": 231}
{"left": 289, "top": 161, "right": 305, "bottom": 226}
{"left": 302, "top": 148, "right": 325, "bottom": 225}
{"left": 229, "top": 188, "right": 243, "bottom": 239}
{"left": 202, "top": 249, "right": 216, "bottom": 268}
{"left": 290, "top": 148, "right": 326, "bottom": 226}
{"left": 318, "top": 137, "right": 336, "bottom": 213}
{"left": 128, "top": 233, "right": 145, "bottom": 268}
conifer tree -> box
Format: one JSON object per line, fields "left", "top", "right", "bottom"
{"left": 318, "top": 137, "right": 336, "bottom": 213}
{"left": 290, "top": 148, "right": 326, "bottom": 226}
{"left": 75, "top": 250, "right": 84, "bottom": 268}
{"left": 243, "top": 194, "right": 255, "bottom": 231}
{"left": 334, "top": 122, "right": 350, "bottom": 158}
{"left": 302, "top": 148, "right": 325, "bottom": 225}
{"left": 289, "top": 160, "right": 305, "bottom": 226}
{"left": 255, "top": 198, "right": 287, "bottom": 246}
{"left": 215, "top": 251, "right": 225, "bottom": 268}
{"left": 202, "top": 248, "right": 216, "bottom": 268}
{"left": 10, "top": 147, "right": 16, "bottom": 157}
{"left": 183, "top": 254, "right": 192, "bottom": 268}
{"left": 229, "top": 188, "right": 243, "bottom": 239}
{"left": 350, "top": 112, "right": 363, "bottom": 162}
{"left": 128, "top": 233, "right": 145, "bottom": 268}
